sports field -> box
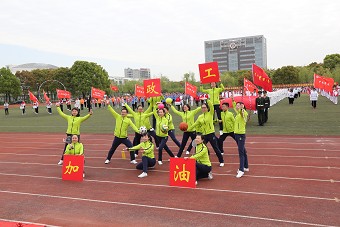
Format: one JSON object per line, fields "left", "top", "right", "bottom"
{"left": 0, "top": 94, "right": 339, "bottom": 226}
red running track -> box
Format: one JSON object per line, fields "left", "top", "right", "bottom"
{"left": 0, "top": 133, "right": 339, "bottom": 227}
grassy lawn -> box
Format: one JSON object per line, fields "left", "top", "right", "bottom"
{"left": 0, "top": 94, "right": 339, "bottom": 136}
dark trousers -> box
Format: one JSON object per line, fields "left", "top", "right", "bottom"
{"left": 311, "top": 101, "right": 317, "bottom": 108}
{"left": 264, "top": 108, "right": 269, "bottom": 123}
{"left": 157, "top": 136, "right": 174, "bottom": 161}
{"left": 22, "top": 108, "right": 25, "bottom": 114}
{"left": 196, "top": 163, "right": 212, "bottom": 180}
{"left": 5, "top": 108, "right": 9, "bottom": 115}
{"left": 257, "top": 109, "right": 265, "bottom": 126}
{"left": 81, "top": 104, "right": 84, "bottom": 110}
{"left": 177, "top": 131, "right": 195, "bottom": 157}
{"left": 106, "top": 137, "right": 135, "bottom": 161}
{"left": 152, "top": 115, "right": 156, "bottom": 129}
{"left": 136, "top": 156, "right": 156, "bottom": 173}
{"left": 35, "top": 107, "right": 39, "bottom": 113}
{"left": 61, "top": 134, "right": 80, "bottom": 160}
{"left": 148, "top": 130, "right": 159, "bottom": 147}
{"left": 168, "top": 130, "right": 181, "bottom": 148}
{"left": 288, "top": 98, "right": 294, "bottom": 104}
{"left": 60, "top": 104, "right": 64, "bottom": 112}
{"left": 213, "top": 104, "right": 223, "bottom": 130}
{"left": 235, "top": 134, "right": 248, "bottom": 172}
{"left": 133, "top": 132, "right": 142, "bottom": 155}
{"left": 218, "top": 132, "right": 236, "bottom": 154}
{"left": 204, "top": 133, "right": 224, "bottom": 163}
{"left": 47, "top": 108, "right": 52, "bottom": 114}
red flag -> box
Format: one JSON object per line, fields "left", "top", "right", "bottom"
{"left": 135, "top": 85, "right": 145, "bottom": 98}
{"left": 169, "top": 158, "right": 196, "bottom": 188}
{"left": 234, "top": 95, "right": 257, "bottom": 111}
{"left": 323, "top": 77, "right": 334, "bottom": 93}
{"left": 244, "top": 78, "right": 258, "bottom": 94}
{"left": 56, "top": 89, "right": 71, "bottom": 99}
{"left": 220, "top": 98, "right": 233, "bottom": 109}
{"left": 313, "top": 74, "right": 324, "bottom": 90}
{"left": 199, "top": 62, "right": 220, "bottom": 84}
{"left": 110, "top": 85, "right": 119, "bottom": 91}
{"left": 144, "top": 78, "right": 161, "bottom": 98}
{"left": 28, "top": 90, "right": 38, "bottom": 102}
{"left": 185, "top": 82, "right": 197, "bottom": 98}
{"left": 252, "top": 64, "right": 272, "bottom": 92}
{"left": 91, "top": 87, "right": 105, "bottom": 99}
{"left": 43, "top": 90, "right": 50, "bottom": 103}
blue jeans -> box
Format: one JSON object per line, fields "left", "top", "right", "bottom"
{"left": 234, "top": 134, "right": 248, "bottom": 172}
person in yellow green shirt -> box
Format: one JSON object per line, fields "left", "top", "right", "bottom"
{"left": 187, "top": 100, "right": 224, "bottom": 166}
{"left": 148, "top": 95, "right": 164, "bottom": 128}
{"left": 56, "top": 103, "right": 92, "bottom": 165}
{"left": 200, "top": 82, "right": 225, "bottom": 134}
{"left": 233, "top": 100, "right": 249, "bottom": 178}
{"left": 185, "top": 133, "right": 213, "bottom": 185}
{"left": 153, "top": 105, "right": 174, "bottom": 165}
{"left": 218, "top": 102, "right": 237, "bottom": 154}
{"left": 64, "top": 134, "right": 86, "bottom": 178}
{"left": 170, "top": 103, "right": 201, "bottom": 157}
{"left": 164, "top": 106, "right": 181, "bottom": 148}
{"left": 105, "top": 106, "right": 140, "bottom": 165}
{"left": 125, "top": 133, "right": 156, "bottom": 178}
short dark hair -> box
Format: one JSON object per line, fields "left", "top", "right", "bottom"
{"left": 222, "top": 102, "right": 229, "bottom": 107}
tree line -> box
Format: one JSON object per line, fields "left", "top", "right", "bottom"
{"left": 0, "top": 54, "right": 339, "bottom": 103}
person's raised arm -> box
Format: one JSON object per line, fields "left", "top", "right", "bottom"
{"left": 108, "top": 105, "right": 119, "bottom": 119}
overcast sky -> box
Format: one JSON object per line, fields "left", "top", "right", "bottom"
{"left": 0, "top": 0, "right": 339, "bottom": 81}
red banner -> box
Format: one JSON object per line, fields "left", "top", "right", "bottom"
{"left": 28, "top": 90, "right": 38, "bottom": 102}
{"left": 43, "top": 90, "right": 50, "bottom": 103}
{"left": 314, "top": 74, "right": 334, "bottom": 92}
{"left": 135, "top": 85, "right": 145, "bottom": 97}
{"left": 244, "top": 78, "right": 258, "bottom": 94}
{"left": 220, "top": 98, "right": 233, "bottom": 109}
{"left": 199, "top": 62, "right": 220, "bottom": 84}
{"left": 324, "top": 77, "right": 334, "bottom": 92}
{"left": 252, "top": 64, "right": 272, "bottom": 92}
{"left": 169, "top": 158, "right": 196, "bottom": 188}
{"left": 185, "top": 82, "right": 197, "bottom": 98}
{"left": 57, "top": 89, "right": 71, "bottom": 99}
{"left": 91, "top": 87, "right": 106, "bottom": 99}
{"left": 234, "top": 95, "right": 257, "bottom": 111}
{"left": 144, "top": 78, "right": 161, "bottom": 98}
{"left": 110, "top": 85, "right": 119, "bottom": 91}
{"left": 62, "top": 155, "right": 84, "bottom": 181}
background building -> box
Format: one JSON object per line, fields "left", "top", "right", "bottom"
{"left": 7, "top": 63, "right": 58, "bottom": 74}
{"left": 204, "top": 35, "right": 267, "bottom": 72}
{"left": 124, "top": 68, "right": 151, "bottom": 79}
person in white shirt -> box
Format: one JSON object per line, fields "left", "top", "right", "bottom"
{"left": 4, "top": 102, "right": 9, "bottom": 115}
{"left": 46, "top": 101, "right": 52, "bottom": 114}
{"left": 288, "top": 89, "right": 295, "bottom": 105}
{"left": 310, "top": 87, "right": 319, "bottom": 109}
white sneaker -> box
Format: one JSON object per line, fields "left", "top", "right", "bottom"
{"left": 236, "top": 170, "right": 244, "bottom": 178}
{"left": 195, "top": 181, "right": 198, "bottom": 185}
{"left": 185, "top": 151, "right": 190, "bottom": 155}
{"left": 130, "top": 160, "right": 138, "bottom": 164}
{"left": 221, "top": 152, "right": 224, "bottom": 155}
{"left": 219, "top": 130, "right": 223, "bottom": 136}
{"left": 83, "top": 173, "right": 85, "bottom": 178}
{"left": 244, "top": 168, "right": 249, "bottom": 172}
{"left": 138, "top": 172, "right": 148, "bottom": 178}
{"left": 104, "top": 159, "right": 110, "bottom": 164}
{"left": 135, "top": 154, "right": 138, "bottom": 158}
{"left": 175, "top": 156, "right": 178, "bottom": 158}
{"left": 158, "top": 161, "right": 163, "bottom": 165}
{"left": 57, "top": 160, "right": 63, "bottom": 165}
{"left": 219, "top": 163, "right": 224, "bottom": 167}
{"left": 208, "top": 171, "right": 213, "bottom": 180}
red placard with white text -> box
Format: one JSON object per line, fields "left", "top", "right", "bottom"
{"left": 169, "top": 158, "right": 196, "bottom": 188}
{"left": 62, "top": 155, "right": 84, "bottom": 181}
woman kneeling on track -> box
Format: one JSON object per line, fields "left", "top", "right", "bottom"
{"left": 64, "top": 134, "right": 86, "bottom": 178}
{"left": 125, "top": 133, "right": 156, "bottom": 178}
{"left": 185, "top": 133, "right": 213, "bottom": 185}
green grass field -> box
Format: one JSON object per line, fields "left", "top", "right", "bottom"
{"left": 0, "top": 94, "right": 339, "bottom": 136}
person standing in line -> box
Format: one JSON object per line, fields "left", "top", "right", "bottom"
{"left": 20, "top": 101, "right": 26, "bottom": 115}
{"left": 80, "top": 97, "right": 84, "bottom": 110}
{"left": 104, "top": 105, "right": 140, "bottom": 164}
{"left": 255, "top": 91, "right": 265, "bottom": 126}
{"left": 200, "top": 82, "right": 225, "bottom": 135}
{"left": 33, "top": 101, "right": 39, "bottom": 114}
{"left": 232, "top": 100, "right": 249, "bottom": 178}
{"left": 4, "top": 102, "right": 9, "bottom": 115}
{"left": 125, "top": 133, "right": 156, "bottom": 178}
{"left": 87, "top": 95, "right": 92, "bottom": 112}
{"left": 218, "top": 102, "right": 237, "bottom": 155}
{"left": 170, "top": 103, "right": 201, "bottom": 157}
{"left": 46, "top": 101, "right": 52, "bottom": 114}
{"left": 187, "top": 100, "right": 225, "bottom": 167}
{"left": 184, "top": 133, "right": 213, "bottom": 185}
{"left": 153, "top": 105, "right": 174, "bottom": 165}
{"left": 310, "top": 87, "right": 319, "bottom": 109}
{"left": 56, "top": 103, "right": 93, "bottom": 165}
{"left": 263, "top": 91, "right": 270, "bottom": 123}
{"left": 288, "top": 88, "right": 295, "bottom": 105}
{"left": 164, "top": 106, "right": 181, "bottom": 149}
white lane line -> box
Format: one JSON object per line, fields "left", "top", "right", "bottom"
{"left": 0, "top": 172, "right": 338, "bottom": 203}
{"left": 1, "top": 152, "right": 339, "bottom": 160}
{"left": 0, "top": 190, "right": 336, "bottom": 227}
{"left": 0, "top": 218, "right": 59, "bottom": 227}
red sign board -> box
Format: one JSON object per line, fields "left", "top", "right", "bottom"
{"left": 169, "top": 158, "right": 196, "bottom": 188}
{"left": 144, "top": 78, "right": 161, "bottom": 98}
{"left": 135, "top": 85, "right": 145, "bottom": 97}
{"left": 62, "top": 155, "right": 84, "bottom": 181}
{"left": 199, "top": 62, "right": 220, "bottom": 84}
